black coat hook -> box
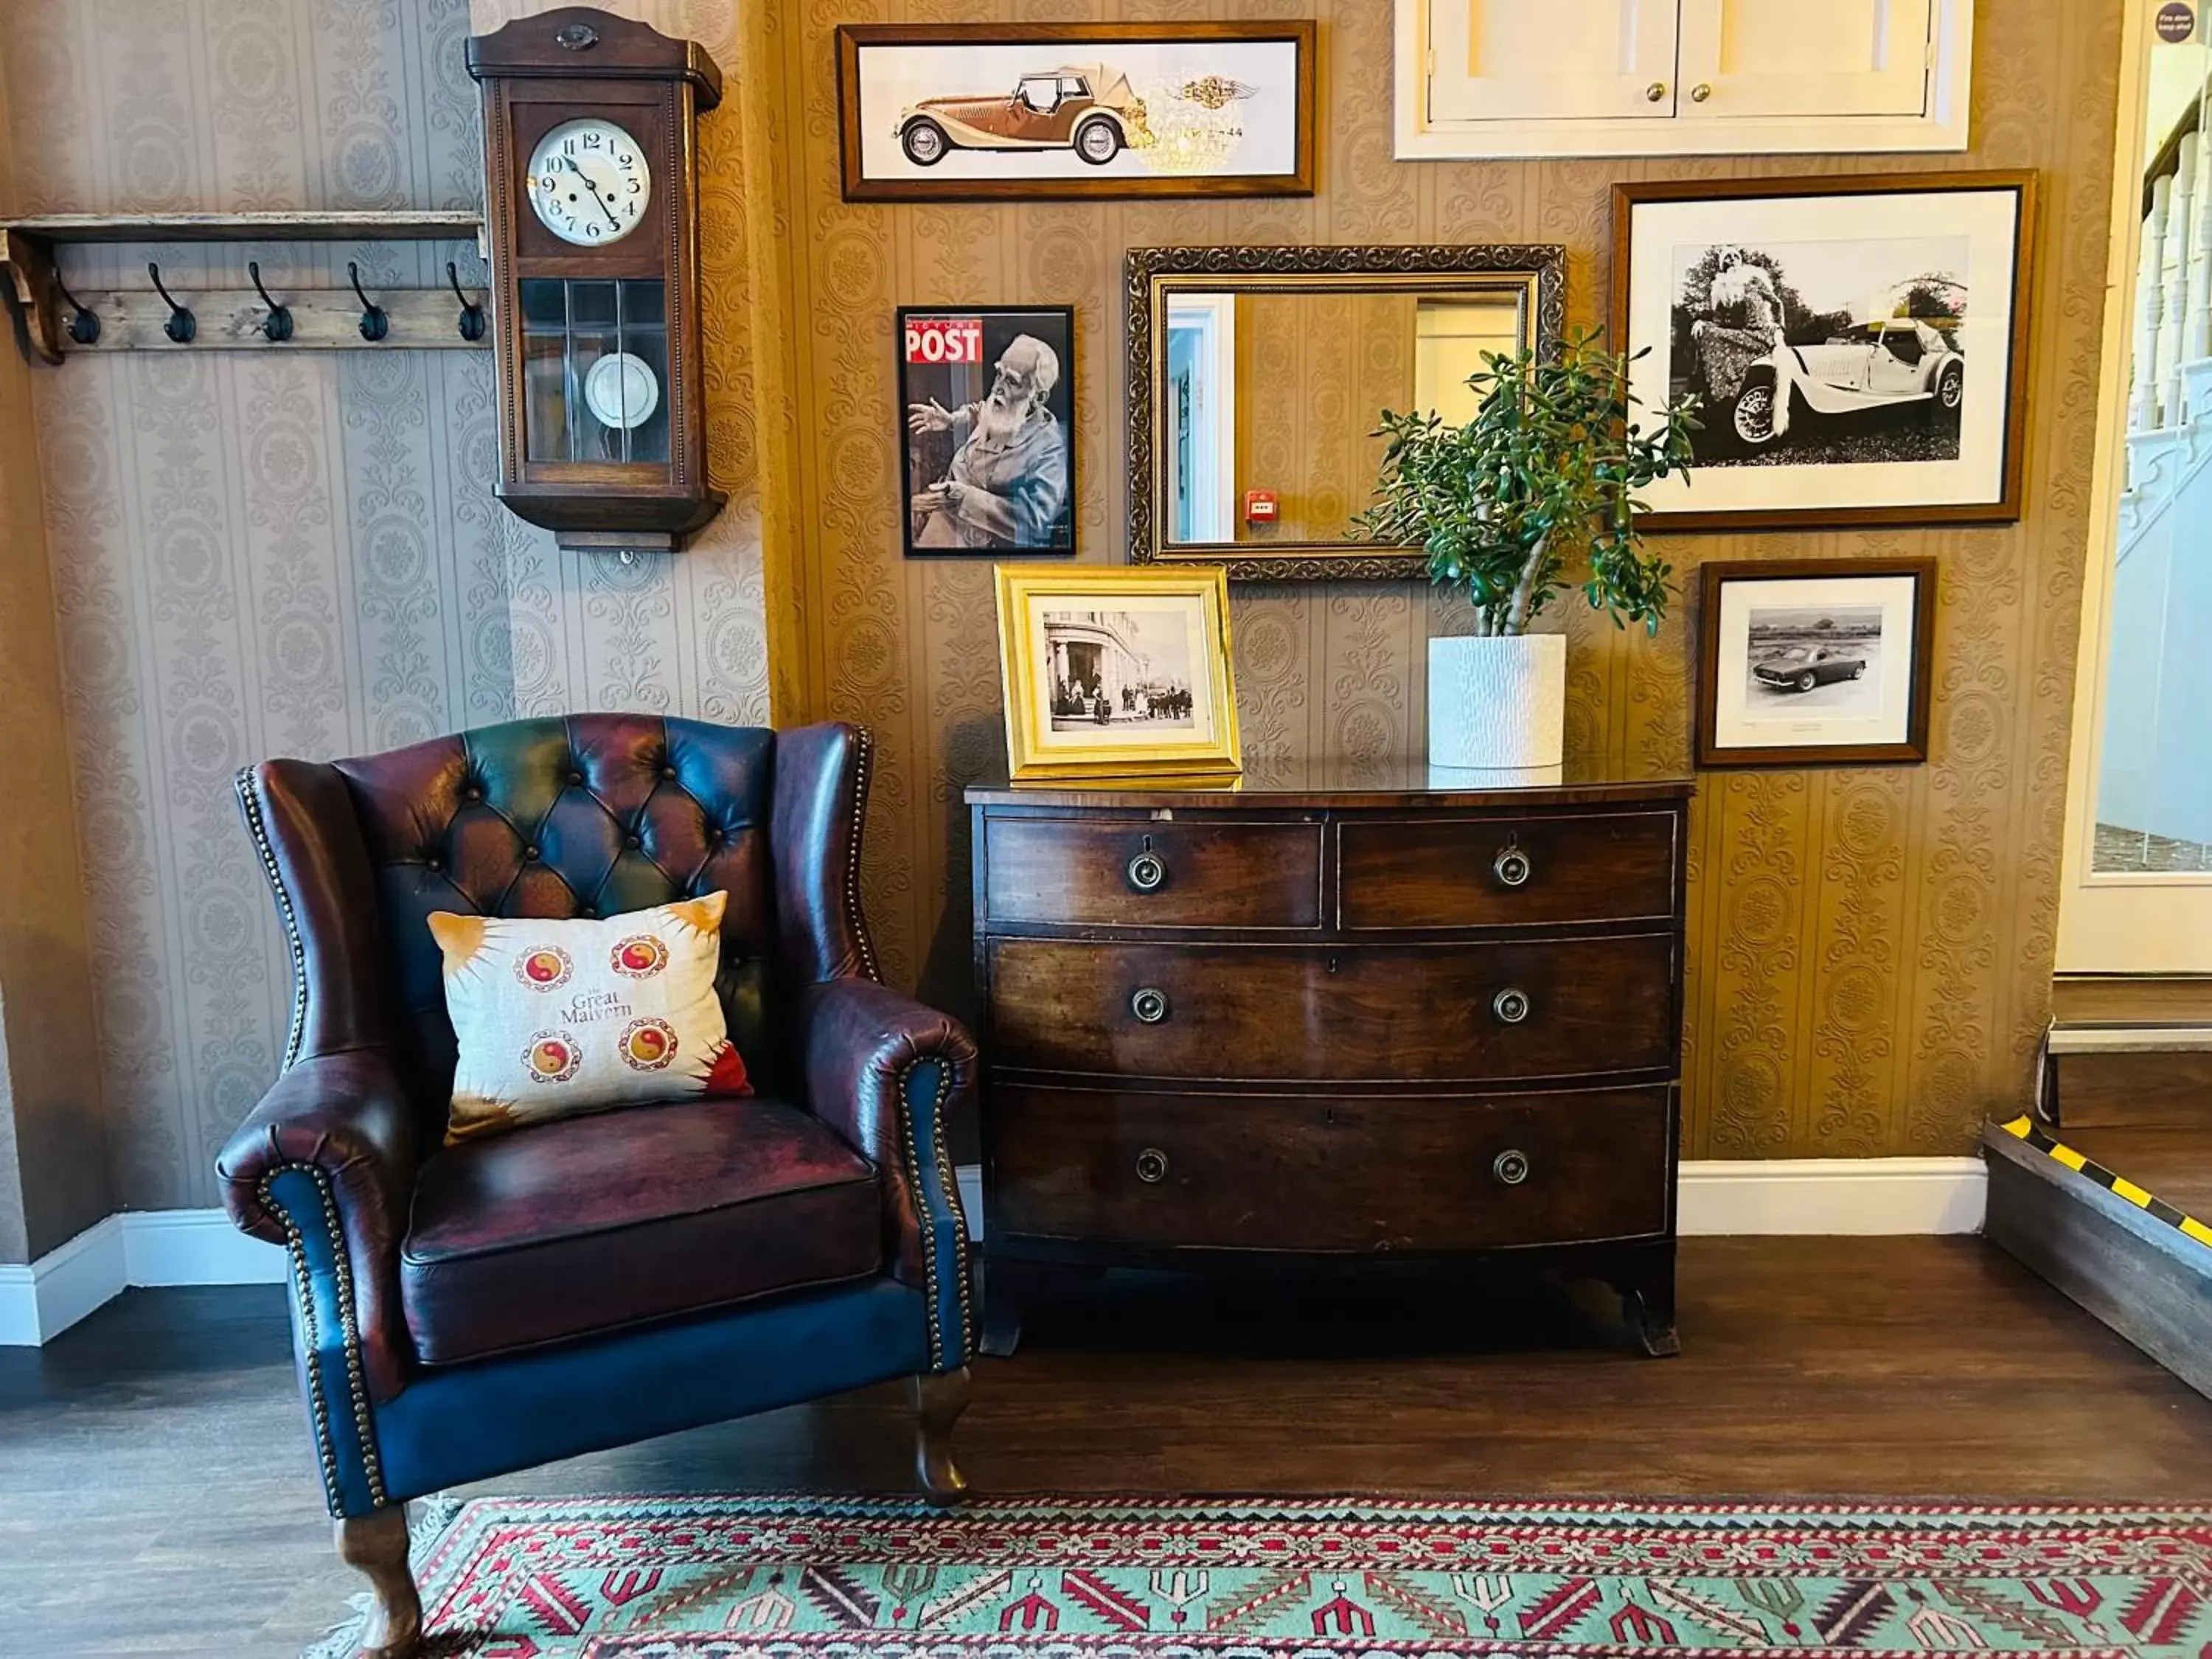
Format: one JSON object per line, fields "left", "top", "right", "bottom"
{"left": 147, "top": 262, "right": 194, "bottom": 344}
{"left": 52, "top": 272, "right": 99, "bottom": 346}
{"left": 347, "top": 262, "right": 388, "bottom": 342}
{"left": 246, "top": 261, "right": 293, "bottom": 343}
{"left": 446, "top": 261, "right": 486, "bottom": 343}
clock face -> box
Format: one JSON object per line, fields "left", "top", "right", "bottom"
{"left": 527, "top": 117, "right": 651, "bottom": 246}
{"left": 584, "top": 351, "right": 661, "bottom": 431}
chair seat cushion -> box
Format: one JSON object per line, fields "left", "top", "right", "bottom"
{"left": 400, "top": 1096, "right": 883, "bottom": 1366}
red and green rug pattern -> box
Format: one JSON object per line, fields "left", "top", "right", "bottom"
{"left": 327, "top": 1495, "right": 2212, "bottom": 1658}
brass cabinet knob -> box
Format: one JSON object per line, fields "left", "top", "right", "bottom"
{"left": 1492, "top": 1148, "right": 1531, "bottom": 1186}
{"left": 1492, "top": 987, "right": 1532, "bottom": 1026}
{"left": 1645, "top": 81, "right": 1668, "bottom": 102}
{"left": 1130, "top": 986, "right": 1172, "bottom": 1024}
{"left": 1127, "top": 850, "right": 1167, "bottom": 892}
{"left": 1135, "top": 1147, "right": 1170, "bottom": 1184}
{"left": 1492, "top": 845, "right": 1533, "bottom": 888}
{"left": 1690, "top": 82, "right": 1713, "bottom": 102}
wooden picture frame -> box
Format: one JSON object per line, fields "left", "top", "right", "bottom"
{"left": 995, "top": 563, "right": 1241, "bottom": 785}
{"left": 1613, "top": 172, "right": 2037, "bottom": 534}
{"left": 836, "top": 22, "right": 1317, "bottom": 203}
{"left": 1696, "top": 558, "right": 1938, "bottom": 769}
{"left": 897, "top": 305, "right": 1077, "bottom": 559}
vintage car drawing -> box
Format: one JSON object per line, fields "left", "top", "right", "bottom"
{"left": 1691, "top": 316, "right": 1966, "bottom": 450}
{"left": 896, "top": 65, "right": 1150, "bottom": 167}
{"left": 1752, "top": 644, "right": 1869, "bottom": 694}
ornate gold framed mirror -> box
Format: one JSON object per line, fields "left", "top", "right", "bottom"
{"left": 1126, "top": 244, "right": 1564, "bottom": 581}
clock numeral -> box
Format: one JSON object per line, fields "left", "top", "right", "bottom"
{"left": 583, "top": 131, "right": 602, "bottom": 147}
{"left": 563, "top": 137, "right": 577, "bottom": 154}
{"left": 627, "top": 178, "right": 641, "bottom": 195}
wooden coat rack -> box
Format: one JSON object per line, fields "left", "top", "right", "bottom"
{"left": 1, "top": 212, "right": 490, "bottom": 364}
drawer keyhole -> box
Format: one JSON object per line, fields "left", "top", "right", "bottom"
{"left": 1130, "top": 986, "right": 1172, "bottom": 1024}
{"left": 1492, "top": 987, "right": 1532, "bottom": 1025}
{"left": 1492, "top": 1148, "right": 1531, "bottom": 1186}
{"left": 1127, "top": 850, "right": 1168, "bottom": 892}
{"left": 1135, "top": 1147, "right": 1170, "bottom": 1183}
{"left": 1492, "top": 844, "right": 1533, "bottom": 888}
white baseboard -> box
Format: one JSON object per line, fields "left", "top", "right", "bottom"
{"left": 1676, "top": 1157, "right": 1986, "bottom": 1236}
{"left": 0, "top": 1158, "right": 1986, "bottom": 1346}
{"left": 0, "top": 1209, "right": 283, "bottom": 1346}
{"left": 953, "top": 1156, "right": 1986, "bottom": 1245}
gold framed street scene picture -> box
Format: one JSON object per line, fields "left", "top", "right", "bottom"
{"left": 994, "top": 564, "right": 1241, "bottom": 784}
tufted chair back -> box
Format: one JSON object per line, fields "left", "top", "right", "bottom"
{"left": 240, "top": 714, "right": 875, "bottom": 1147}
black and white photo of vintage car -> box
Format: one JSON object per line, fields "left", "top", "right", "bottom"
{"left": 1615, "top": 175, "right": 2033, "bottom": 532}
{"left": 1743, "top": 605, "right": 1884, "bottom": 715}
{"left": 1672, "top": 237, "right": 1970, "bottom": 468}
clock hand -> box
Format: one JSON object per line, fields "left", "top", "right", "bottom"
{"left": 566, "top": 156, "right": 624, "bottom": 231}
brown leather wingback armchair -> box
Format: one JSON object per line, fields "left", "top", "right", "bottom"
{"left": 217, "top": 714, "right": 976, "bottom": 1659}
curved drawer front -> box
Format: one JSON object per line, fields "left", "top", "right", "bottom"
{"left": 986, "top": 936, "right": 1675, "bottom": 1082}
{"left": 990, "top": 1084, "right": 1672, "bottom": 1251}
{"left": 982, "top": 814, "right": 1325, "bottom": 929}
{"left": 1339, "top": 812, "right": 1677, "bottom": 930}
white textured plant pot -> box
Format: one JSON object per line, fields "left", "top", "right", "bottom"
{"left": 1427, "top": 634, "right": 1567, "bottom": 769}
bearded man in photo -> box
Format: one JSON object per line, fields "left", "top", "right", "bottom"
{"left": 907, "top": 333, "right": 1072, "bottom": 549}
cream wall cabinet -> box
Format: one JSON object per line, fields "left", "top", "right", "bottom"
{"left": 1398, "top": 0, "right": 1970, "bottom": 158}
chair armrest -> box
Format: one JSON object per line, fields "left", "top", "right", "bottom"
{"left": 217, "top": 1047, "right": 419, "bottom": 1405}
{"left": 799, "top": 977, "right": 975, "bottom": 1371}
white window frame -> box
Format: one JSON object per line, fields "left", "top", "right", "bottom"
{"left": 1394, "top": 0, "right": 1974, "bottom": 159}
{"left": 1163, "top": 293, "right": 1238, "bottom": 546}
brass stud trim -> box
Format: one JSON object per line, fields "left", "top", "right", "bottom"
{"left": 237, "top": 768, "right": 309, "bottom": 1072}
{"left": 257, "top": 1166, "right": 388, "bottom": 1514}
{"left": 896, "top": 1055, "right": 970, "bottom": 1369}
{"left": 847, "top": 726, "right": 882, "bottom": 984}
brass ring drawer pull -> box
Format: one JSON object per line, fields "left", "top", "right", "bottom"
{"left": 1130, "top": 986, "right": 1172, "bottom": 1024}
{"left": 1492, "top": 845, "right": 1533, "bottom": 888}
{"left": 1492, "top": 987, "right": 1532, "bottom": 1025}
{"left": 1493, "top": 1148, "right": 1531, "bottom": 1186}
{"left": 1135, "top": 1147, "right": 1170, "bottom": 1184}
{"left": 1127, "top": 851, "right": 1168, "bottom": 892}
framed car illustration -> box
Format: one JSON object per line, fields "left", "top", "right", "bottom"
{"left": 835, "top": 22, "right": 1316, "bottom": 202}
{"left": 1613, "top": 173, "right": 2037, "bottom": 533}
{"left": 1695, "top": 558, "right": 1938, "bottom": 770}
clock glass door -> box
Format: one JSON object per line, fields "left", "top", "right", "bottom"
{"left": 519, "top": 276, "right": 670, "bottom": 466}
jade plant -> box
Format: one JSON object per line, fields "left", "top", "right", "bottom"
{"left": 1355, "top": 330, "right": 1701, "bottom": 638}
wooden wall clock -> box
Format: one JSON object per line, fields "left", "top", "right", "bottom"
{"left": 467, "top": 7, "right": 723, "bottom": 554}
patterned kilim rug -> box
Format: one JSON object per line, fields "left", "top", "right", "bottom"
{"left": 310, "top": 1495, "right": 2212, "bottom": 1659}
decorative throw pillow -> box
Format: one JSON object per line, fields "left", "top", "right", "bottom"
{"left": 427, "top": 892, "right": 751, "bottom": 1145}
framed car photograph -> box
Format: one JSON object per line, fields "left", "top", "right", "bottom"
{"left": 995, "top": 563, "right": 1242, "bottom": 785}
{"left": 1613, "top": 173, "right": 2037, "bottom": 533}
{"left": 899, "top": 306, "right": 1076, "bottom": 559}
{"left": 1696, "top": 559, "right": 1938, "bottom": 770}
{"left": 836, "top": 22, "right": 1315, "bottom": 202}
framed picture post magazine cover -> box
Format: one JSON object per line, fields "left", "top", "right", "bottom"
{"left": 995, "top": 564, "right": 1241, "bottom": 785}
{"left": 1613, "top": 173, "right": 2036, "bottom": 533}
{"left": 899, "top": 307, "right": 1076, "bottom": 558}
{"left": 1696, "top": 559, "right": 1937, "bottom": 770}
{"left": 837, "top": 22, "right": 1315, "bottom": 202}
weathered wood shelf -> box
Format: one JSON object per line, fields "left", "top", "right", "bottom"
{"left": 2, "top": 209, "right": 487, "bottom": 364}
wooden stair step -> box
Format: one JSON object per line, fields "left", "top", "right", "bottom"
{"left": 1982, "top": 1118, "right": 2212, "bottom": 1401}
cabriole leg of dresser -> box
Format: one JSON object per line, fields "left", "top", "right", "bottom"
{"left": 1607, "top": 1240, "right": 1680, "bottom": 1358}
{"left": 980, "top": 1254, "right": 1098, "bottom": 1357}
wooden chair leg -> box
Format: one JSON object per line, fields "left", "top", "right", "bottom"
{"left": 910, "top": 1365, "right": 973, "bottom": 1505}
{"left": 335, "top": 1506, "right": 422, "bottom": 1659}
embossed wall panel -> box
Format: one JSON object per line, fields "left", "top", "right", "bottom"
{"left": 1, "top": 0, "right": 2128, "bottom": 1220}
{"left": 769, "top": 0, "right": 2123, "bottom": 1156}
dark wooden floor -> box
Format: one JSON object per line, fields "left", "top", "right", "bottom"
{"left": 5, "top": 1237, "right": 2212, "bottom": 1658}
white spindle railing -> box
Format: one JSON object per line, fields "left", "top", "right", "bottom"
{"left": 2165, "top": 145, "right": 2199, "bottom": 424}
{"left": 2135, "top": 171, "right": 2170, "bottom": 434}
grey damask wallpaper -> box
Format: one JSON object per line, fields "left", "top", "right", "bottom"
{"left": 4, "top": 0, "right": 773, "bottom": 1211}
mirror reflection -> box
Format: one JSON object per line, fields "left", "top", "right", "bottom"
{"left": 1158, "top": 288, "right": 1525, "bottom": 547}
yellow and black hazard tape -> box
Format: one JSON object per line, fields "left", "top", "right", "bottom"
{"left": 1999, "top": 1115, "right": 2212, "bottom": 1249}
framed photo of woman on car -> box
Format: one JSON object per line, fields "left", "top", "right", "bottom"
{"left": 1613, "top": 173, "right": 2036, "bottom": 533}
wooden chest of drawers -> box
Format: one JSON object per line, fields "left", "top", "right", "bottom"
{"left": 966, "top": 764, "right": 1693, "bottom": 1357}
